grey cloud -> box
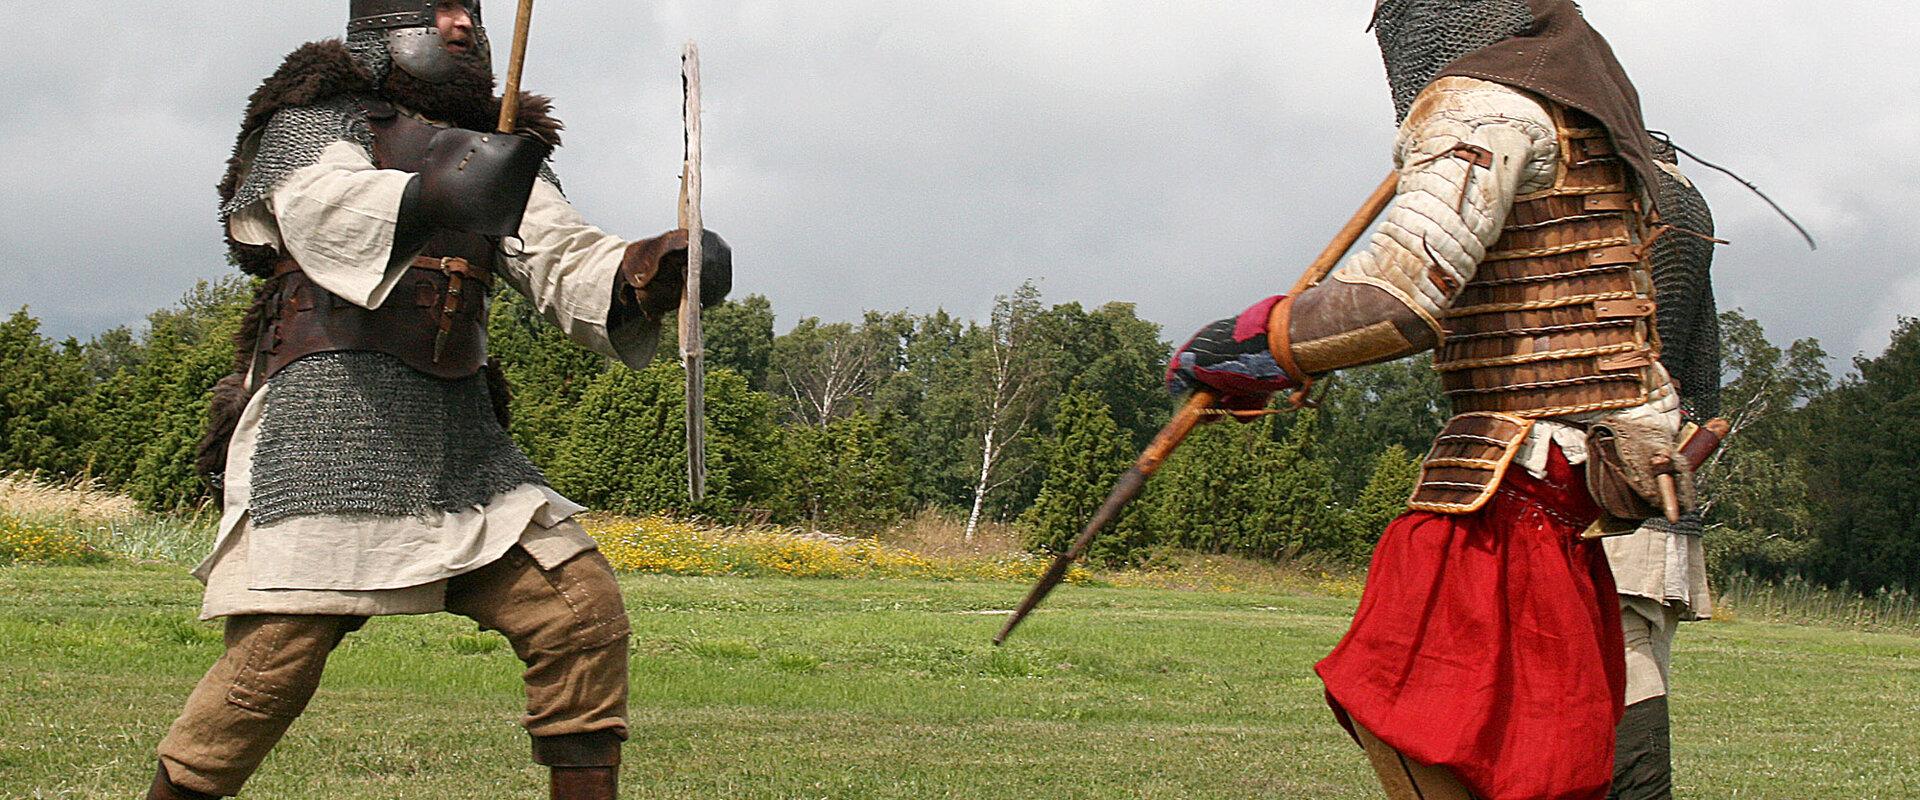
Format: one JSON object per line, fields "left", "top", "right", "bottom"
{"left": 1, "top": 2, "right": 1909, "bottom": 367}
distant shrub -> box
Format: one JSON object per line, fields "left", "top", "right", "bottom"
{"left": 0, "top": 511, "right": 108, "bottom": 566}
{"left": 588, "top": 515, "right": 1087, "bottom": 585}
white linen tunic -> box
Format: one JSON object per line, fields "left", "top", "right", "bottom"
{"left": 197, "top": 134, "right": 652, "bottom": 620}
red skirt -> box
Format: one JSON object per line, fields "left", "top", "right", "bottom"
{"left": 1316, "top": 446, "right": 1624, "bottom": 800}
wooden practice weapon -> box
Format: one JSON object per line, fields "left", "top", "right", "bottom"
{"left": 993, "top": 171, "right": 1400, "bottom": 646}
{"left": 494, "top": 0, "right": 536, "bottom": 133}
{"left": 679, "top": 42, "right": 707, "bottom": 502}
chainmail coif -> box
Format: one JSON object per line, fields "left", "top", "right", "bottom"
{"left": 249, "top": 352, "right": 546, "bottom": 527}
{"left": 1372, "top": 0, "right": 1537, "bottom": 122}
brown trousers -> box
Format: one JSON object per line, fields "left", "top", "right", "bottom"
{"left": 156, "top": 547, "right": 630, "bottom": 797}
{"left": 1354, "top": 723, "right": 1478, "bottom": 800}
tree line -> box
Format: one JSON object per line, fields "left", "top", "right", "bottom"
{"left": 1, "top": 277, "right": 1912, "bottom": 592}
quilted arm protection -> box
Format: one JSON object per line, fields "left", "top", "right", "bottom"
{"left": 1275, "top": 77, "right": 1560, "bottom": 376}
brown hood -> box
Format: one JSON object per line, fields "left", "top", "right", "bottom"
{"left": 1437, "top": 0, "right": 1661, "bottom": 210}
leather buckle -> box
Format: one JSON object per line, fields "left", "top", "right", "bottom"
{"left": 1588, "top": 245, "right": 1640, "bottom": 266}
{"left": 1594, "top": 298, "right": 1655, "bottom": 319}
{"left": 1583, "top": 193, "right": 1634, "bottom": 212}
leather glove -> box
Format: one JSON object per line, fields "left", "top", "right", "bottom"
{"left": 1165, "top": 295, "right": 1296, "bottom": 411}
{"left": 618, "top": 228, "right": 733, "bottom": 318}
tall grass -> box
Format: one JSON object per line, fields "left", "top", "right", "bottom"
{"left": 1718, "top": 571, "right": 1920, "bottom": 635}
{"left": 0, "top": 471, "right": 214, "bottom": 565}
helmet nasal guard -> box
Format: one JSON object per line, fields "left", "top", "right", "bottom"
{"left": 348, "top": 0, "right": 489, "bottom": 84}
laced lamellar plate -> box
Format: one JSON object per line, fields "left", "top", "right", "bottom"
{"left": 1647, "top": 141, "right": 1720, "bottom": 421}
{"left": 249, "top": 352, "right": 546, "bottom": 527}
{"left": 219, "top": 96, "right": 375, "bottom": 220}
{"left": 1435, "top": 104, "right": 1661, "bottom": 418}
{"left": 1373, "top": 0, "right": 1536, "bottom": 122}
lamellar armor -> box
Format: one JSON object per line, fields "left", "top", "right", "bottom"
{"left": 1261, "top": 0, "right": 1688, "bottom": 519}
{"left": 1435, "top": 105, "right": 1659, "bottom": 420}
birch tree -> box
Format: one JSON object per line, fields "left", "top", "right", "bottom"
{"left": 962, "top": 282, "right": 1057, "bottom": 542}
{"left": 769, "top": 318, "right": 889, "bottom": 427}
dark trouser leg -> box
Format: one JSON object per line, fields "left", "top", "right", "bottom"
{"left": 1608, "top": 695, "right": 1672, "bottom": 800}
{"left": 445, "top": 546, "right": 631, "bottom": 799}
{"left": 1353, "top": 722, "right": 1478, "bottom": 800}
{"left": 153, "top": 614, "right": 365, "bottom": 797}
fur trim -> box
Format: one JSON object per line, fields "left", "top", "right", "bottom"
{"left": 220, "top": 40, "right": 375, "bottom": 277}
{"left": 501, "top": 92, "right": 564, "bottom": 148}
{"left": 195, "top": 373, "right": 250, "bottom": 507}
{"left": 217, "top": 40, "right": 375, "bottom": 207}
{"left": 218, "top": 41, "right": 565, "bottom": 277}
{"left": 194, "top": 285, "right": 278, "bottom": 507}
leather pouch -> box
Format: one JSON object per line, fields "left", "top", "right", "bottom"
{"left": 1582, "top": 420, "right": 1695, "bottom": 537}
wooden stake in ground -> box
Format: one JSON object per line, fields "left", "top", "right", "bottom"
{"left": 679, "top": 41, "right": 706, "bottom": 502}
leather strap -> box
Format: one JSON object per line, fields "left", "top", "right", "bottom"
{"left": 1264, "top": 295, "right": 1317, "bottom": 409}
{"left": 411, "top": 254, "right": 493, "bottom": 288}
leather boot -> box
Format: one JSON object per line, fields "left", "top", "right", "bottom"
{"left": 549, "top": 766, "right": 618, "bottom": 800}
{"left": 147, "top": 762, "right": 222, "bottom": 800}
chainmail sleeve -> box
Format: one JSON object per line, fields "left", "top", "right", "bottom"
{"left": 219, "top": 97, "right": 374, "bottom": 221}
{"left": 1647, "top": 142, "right": 1721, "bottom": 421}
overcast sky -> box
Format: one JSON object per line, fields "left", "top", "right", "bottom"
{"left": 3, "top": 2, "right": 1914, "bottom": 366}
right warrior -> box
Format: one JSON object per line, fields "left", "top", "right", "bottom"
{"left": 1167, "top": 1, "right": 1698, "bottom": 797}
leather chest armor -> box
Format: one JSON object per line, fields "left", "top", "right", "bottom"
{"left": 255, "top": 100, "right": 497, "bottom": 381}
{"left": 1433, "top": 103, "right": 1660, "bottom": 420}
{"left": 1410, "top": 103, "right": 1665, "bottom": 516}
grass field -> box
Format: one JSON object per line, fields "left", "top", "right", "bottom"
{"left": 3, "top": 565, "right": 1917, "bottom": 799}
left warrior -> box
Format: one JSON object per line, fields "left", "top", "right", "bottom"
{"left": 147, "top": 3, "right": 731, "bottom": 798}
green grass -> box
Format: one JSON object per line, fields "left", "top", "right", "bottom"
{"left": 2, "top": 565, "right": 1916, "bottom": 799}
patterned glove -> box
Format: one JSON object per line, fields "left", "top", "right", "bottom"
{"left": 1165, "top": 295, "right": 1296, "bottom": 411}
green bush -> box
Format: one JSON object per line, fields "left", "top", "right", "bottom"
{"left": 1020, "top": 391, "right": 1143, "bottom": 566}
{"left": 0, "top": 309, "right": 96, "bottom": 478}
{"left": 547, "top": 363, "right": 781, "bottom": 520}
{"left": 776, "top": 411, "right": 913, "bottom": 531}
{"left": 1331, "top": 444, "right": 1420, "bottom": 563}
{"left": 486, "top": 289, "right": 612, "bottom": 466}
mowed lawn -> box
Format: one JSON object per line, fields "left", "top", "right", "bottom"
{"left": 3, "top": 566, "right": 1916, "bottom": 799}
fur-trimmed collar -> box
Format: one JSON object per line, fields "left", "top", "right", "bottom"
{"left": 219, "top": 39, "right": 564, "bottom": 275}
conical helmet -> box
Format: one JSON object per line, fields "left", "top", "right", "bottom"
{"left": 347, "top": 0, "right": 490, "bottom": 84}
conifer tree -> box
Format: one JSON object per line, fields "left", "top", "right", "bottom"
{"left": 486, "top": 289, "right": 611, "bottom": 466}
{"left": 547, "top": 364, "right": 779, "bottom": 519}
{"left": 0, "top": 309, "right": 95, "bottom": 477}
{"left": 1335, "top": 444, "right": 1420, "bottom": 563}
{"left": 1248, "top": 409, "right": 1339, "bottom": 559}
{"left": 1804, "top": 316, "right": 1919, "bottom": 592}
{"left": 1020, "top": 391, "right": 1138, "bottom": 563}
{"left": 775, "top": 411, "right": 912, "bottom": 530}
{"left": 82, "top": 279, "right": 252, "bottom": 509}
